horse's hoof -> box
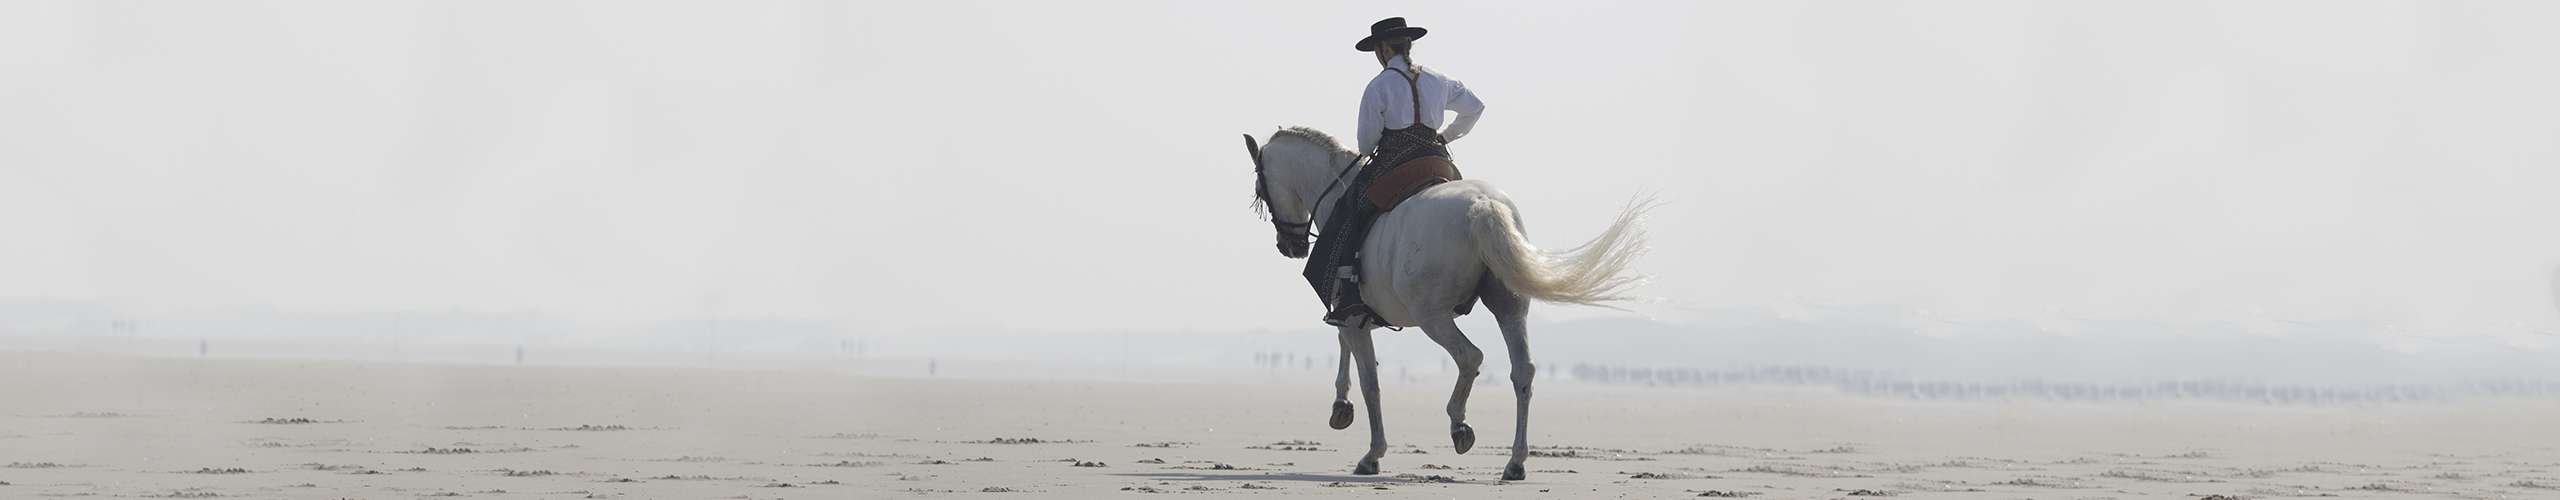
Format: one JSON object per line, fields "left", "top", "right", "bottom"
{"left": 1450, "top": 424, "right": 1475, "bottom": 454}
{"left": 1501, "top": 462, "right": 1527, "bottom": 481}
{"left": 1352, "top": 458, "right": 1380, "bottom": 475}
{"left": 1328, "top": 401, "right": 1355, "bottom": 430}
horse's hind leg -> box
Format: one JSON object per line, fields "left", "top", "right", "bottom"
{"left": 1415, "top": 315, "right": 1482, "bottom": 455}
{"left": 1479, "top": 275, "right": 1535, "bottom": 480}
{"left": 1339, "top": 325, "right": 1388, "bottom": 475}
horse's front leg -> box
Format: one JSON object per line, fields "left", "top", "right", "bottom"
{"left": 1339, "top": 325, "right": 1387, "bottom": 475}
{"left": 1330, "top": 336, "right": 1354, "bottom": 430}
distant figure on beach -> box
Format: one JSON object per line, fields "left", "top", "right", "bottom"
{"left": 514, "top": 344, "right": 524, "bottom": 365}
{"left": 928, "top": 358, "right": 938, "bottom": 377}
{"left": 197, "top": 337, "right": 207, "bottom": 357}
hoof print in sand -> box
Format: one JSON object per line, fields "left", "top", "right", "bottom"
{"left": 650, "top": 456, "right": 725, "bottom": 463}
{"left": 546, "top": 424, "right": 636, "bottom": 431}
{"left": 311, "top": 464, "right": 389, "bottom": 476}
{"left": 251, "top": 417, "right": 341, "bottom": 425}
{"left": 401, "top": 446, "right": 530, "bottom": 455}
{"left": 1248, "top": 440, "right": 1326, "bottom": 451}
{"left": 1990, "top": 477, "right": 2076, "bottom": 488}
{"left": 651, "top": 474, "right": 754, "bottom": 481}
{"left": 975, "top": 437, "right": 1085, "bottom": 444}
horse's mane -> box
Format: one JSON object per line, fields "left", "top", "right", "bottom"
{"left": 1270, "top": 126, "right": 1349, "bottom": 154}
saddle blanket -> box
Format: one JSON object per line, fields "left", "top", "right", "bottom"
{"left": 1362, "top": 155, "right": 1461, "bottom": 212}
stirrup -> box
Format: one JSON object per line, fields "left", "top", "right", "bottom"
{"left": 1323, "top": 304, "right": 1373, "bottom": 328}
{"left": 1322, "top": 265, "right": 1367, "bottom": 327}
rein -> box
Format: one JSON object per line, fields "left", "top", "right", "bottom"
{"left": 1300, "top": 155, "right": 1365, "bottom": 236}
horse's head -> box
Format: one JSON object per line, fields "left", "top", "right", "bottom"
{"left": 1245, "top": 133, "right": 1314, "bottom": 259}
{"left": 1246, "top": 127, "right": 1361, "bottom": 260}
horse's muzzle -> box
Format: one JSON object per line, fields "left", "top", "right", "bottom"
{"left": 1276, "top": 230, "right": 1311, "bottom": 259}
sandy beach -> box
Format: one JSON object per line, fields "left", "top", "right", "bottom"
{"left": 8, "top": 1, "right": 2560, "bottom": 498}
{"left": 1, "top": 351, "right": 2555, "bottom": 499}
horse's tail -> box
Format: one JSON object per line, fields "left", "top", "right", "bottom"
{"left": 1468, "top": 196, "right": 1652, "bottom": 308}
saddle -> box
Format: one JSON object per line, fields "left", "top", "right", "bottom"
{"left": 1362, "top": 155, "right": 1461, "bottom": 212}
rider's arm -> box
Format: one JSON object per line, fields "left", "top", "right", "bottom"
{"left": 1440, "top": 79, "right": 1486, "bottom": 143}
{"left": 1356, "top": 77, "right": 1387, "bottom": 155}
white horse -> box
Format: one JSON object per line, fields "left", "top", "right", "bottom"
{"left": 1244, "top": 127, "right": 1649, "bottom": 480}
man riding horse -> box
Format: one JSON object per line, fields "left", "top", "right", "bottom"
{"left": 1308, "top": 17, "right": 1488, "bottom": 328}
{"left": 1241, "top": 18, "right": 1644, "bottom": 477}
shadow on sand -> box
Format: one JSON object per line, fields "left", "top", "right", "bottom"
{"left": 1110, "top": 471, "right": 1416, "bottom": 484}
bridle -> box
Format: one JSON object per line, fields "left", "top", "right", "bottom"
{"left": 1246, "top": 134, "right": 1360, "bottom": 259}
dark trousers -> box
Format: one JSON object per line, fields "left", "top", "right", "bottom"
{"left": 1303, "top": 164, "right": 1385, "bottom": 309}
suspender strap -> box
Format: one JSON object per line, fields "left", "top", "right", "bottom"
{"left": 1387, "top": 67, "right": 1427, "bottom": 129}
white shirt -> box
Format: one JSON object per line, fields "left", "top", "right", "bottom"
{"left": 1357, "top": 56, "right": 1485, "bottom": 155}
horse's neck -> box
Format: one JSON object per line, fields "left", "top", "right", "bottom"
{"left": 1305, "top": 151, "right": 1361, "bottom": 229}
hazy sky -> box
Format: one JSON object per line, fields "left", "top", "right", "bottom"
{"left": 3, "top": 1, "right": 2555, "bottom": 335}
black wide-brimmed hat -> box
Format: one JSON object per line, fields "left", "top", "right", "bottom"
{"left": 1354, "top": 17, "right": 1428, "bottom": 52}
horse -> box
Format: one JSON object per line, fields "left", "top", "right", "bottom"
{"left": 1243, "top": 126, "right": 1650, "bottom": 480}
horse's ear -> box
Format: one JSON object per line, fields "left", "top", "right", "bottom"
{"left": 1242, "top": 134, "right": 1264, "bottom": 169}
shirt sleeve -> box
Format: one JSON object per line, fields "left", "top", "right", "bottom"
{"left": 1356, "top": 77, "right": 1386, "bottom": 155}
{"left": 1439, "top": 78, "right": 1486, "bottom": 142}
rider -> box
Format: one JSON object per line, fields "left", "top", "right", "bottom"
{"left": 1306, "top": 17, "right": 1488, "bottom": 327}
